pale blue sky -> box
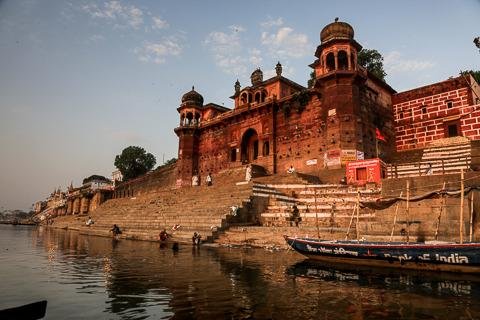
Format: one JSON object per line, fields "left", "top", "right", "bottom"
{"left": 1, "top": 0, "right": 479, "bottom": 210}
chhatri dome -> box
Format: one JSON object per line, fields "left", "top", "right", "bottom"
{"left": 181, "top": 86, "right": 204, "bottom": 106}
{"left": 250, "top": 68, "right": 263, "bottom": 86}
{"left": 320, "top": 18, "right": 354, "bottom": 43}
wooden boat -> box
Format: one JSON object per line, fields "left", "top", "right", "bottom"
{"left": 0, "top": 300, "right": 47, "bottom": 320}
{"left": 284, "top": 236, "right": 480, "bottom": 273}
{"left": 286, "top": 169, "right": 480, "bottom": 273}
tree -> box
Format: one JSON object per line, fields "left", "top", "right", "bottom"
{"left": 114, "top": 146, "right": 156, "bottom": 181}
{"left": 460, "top": 70, "right": 480, "bottom": 84}
{"left": 307, "top": 71, "right": 315, "bottom": 88}
{"left": 157, "top": 157, "right": 177, "bottom": 169}
{"left": 164, "top": 158, "right": 177, "bottom": 166}
{"left": 357, "top": 48, "right": 387, "bottom": 82}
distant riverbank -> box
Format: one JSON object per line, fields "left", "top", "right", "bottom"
{"left": 0, "top": 220, "right": 36, "bottom": 226}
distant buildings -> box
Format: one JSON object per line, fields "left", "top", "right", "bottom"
{"left": 34, "top": 175, "right": 113, "bottom": 220}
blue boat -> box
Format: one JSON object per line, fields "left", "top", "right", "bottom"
{"left": 284, "top": 236, "right": 480, "bottom": 273}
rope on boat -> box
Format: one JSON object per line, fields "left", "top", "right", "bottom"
{"left": 360, "top": 186, "right": 480, "bottom": 210}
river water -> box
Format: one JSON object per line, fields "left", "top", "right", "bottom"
{"left": 1, "top": 225, "right": 480, "bottom": 319}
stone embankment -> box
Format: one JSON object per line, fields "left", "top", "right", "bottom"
{"left": 52, "top": 167, "right": 256, "bottom": 243}
{"left": 51, "top": 165, "right": 480, "bottom": 249}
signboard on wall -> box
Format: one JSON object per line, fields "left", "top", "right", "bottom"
{"left": 356, "top": 150, "right": 364, "bottom": 160}
{"left": 341, "top": 149, "right": 357, "bottom": 165}
{"left": 306, "top": 159, "right": 318, "bottom": 166}
{"left": 324, "top": 149, "right": 341, "bottom": 168}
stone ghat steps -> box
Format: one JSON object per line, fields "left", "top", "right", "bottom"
{"left": 388, "top": 140, "right": 472, "bottom": 178}
{"left": 316, "top": 168, "right": 346, "bottom": 185}
{"left": 216, "top": 226, "right": 364, "bottom": 248}
{"left": 252, "top": 182, "right": 381, "bottom": 228}
{"left": 216, "top": 225, "right": 422, "bottom": 248}
{"left": 86, "top": 218, "right": 226, "bottom": 230}
{"left": 253, "top": 173, "right": 319, "bottom": 185}
{"left": 78, "top": 226, "right": 218, "bottom": 243}
{"left": 54, "top": 175, "right": 255, "bottom": 242}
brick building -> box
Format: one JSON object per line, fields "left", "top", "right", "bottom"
{"left": 174, "top": 20, "right": 396, "bottom": 186}
{"left": 393, "top": 75, "right": 480, "bottom": 151}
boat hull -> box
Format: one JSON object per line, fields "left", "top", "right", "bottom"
{"left": 284, "top": 236, "right": 480, "bottom": 273}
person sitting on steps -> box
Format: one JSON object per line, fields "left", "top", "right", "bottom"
{"left": 86, "top": 216, "right": 94, "bottom": 226}
{"left": 289, "top": 204, "right": 301, "bottom": 227}
{"left": 287, "top": 165, "right": 295, "bottom": 174}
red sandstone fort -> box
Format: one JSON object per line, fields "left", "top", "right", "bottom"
{"left": 38, "top": 20, "right": 480, "bottom": 247}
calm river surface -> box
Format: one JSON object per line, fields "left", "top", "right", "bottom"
{"left": 2, "top": 225, "right": 480, "bottom": 319}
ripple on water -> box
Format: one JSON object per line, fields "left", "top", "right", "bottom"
{"left": 3, "top": 225, "right": 480, "bottom": 319}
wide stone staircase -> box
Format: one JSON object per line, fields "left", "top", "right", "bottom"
{"left": 216, "top": 181, "right": 382, "bottom": 248}
{"left": 388, "top": 137, "right": 472, "bottom": 178}
{"left": 52, "top": 167, "right": 255, "bottom": 243}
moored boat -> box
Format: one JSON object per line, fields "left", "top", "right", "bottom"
{"left": 0, "top": 300, "right": 47, "bottom": 320}
{"left": 284, "top": 235, "right": 480, "bottom": 273}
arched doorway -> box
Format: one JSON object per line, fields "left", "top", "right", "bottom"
{"left": 241, "top": 128, "right": 259, "bottom": 163}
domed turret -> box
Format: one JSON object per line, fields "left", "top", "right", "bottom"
{"left": 275, "top": 62, "right": 282, "bottom": 76}
{"left": 234, "top": 79, "right": 241, "bottom": 94}
{"left": 250, "top": 68, "right": 263, "bottom": 86}
{"left": 320, "top": 18, "right": 354, "bottom": 44}
{"left": 181, "top": 86, "right": 204, "bottom": 107}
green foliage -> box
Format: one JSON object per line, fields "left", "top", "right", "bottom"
{"left": 358, "top": 48, "right": 387, "bottom": 82}
{"left": 157, "top": 157, "right": 177, "bottom": 169}
{"left": 114, "top": 146, "right": 156, "bottom": 181}
{"left": 164, "top": 158, "right": 177, "bottom": 166}
{"left": 460, "top": 70, "right": 480, "bottom": 84}
{"left": 307, "top": 71, "right": 315, "bottom": 88}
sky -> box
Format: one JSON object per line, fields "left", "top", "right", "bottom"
{"left": 0, "top": 0, "right": 479, "bottom": 210}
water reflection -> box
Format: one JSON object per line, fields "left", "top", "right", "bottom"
{"left": 288, "top": 260, "right": 480, "bottom": 297}
{"left": 2, "top": 225, "right": 480, "bottom": 319}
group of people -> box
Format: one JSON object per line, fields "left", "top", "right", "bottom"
{"left": 191, "top": 163, "right": 296, "bottom": 187}
{"left": 191, "top": 172, "right": 213, "bottom": 186}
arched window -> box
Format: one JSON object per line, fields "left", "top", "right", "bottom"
{"left": 248, "top": 92, "right": 253, "bottom": 103}
{"left": 255, "top": 92, "right": 261, "bottom": 103}
{"left": 240, "top": 92, "right": 247, "bottom": 105}
{"left": 186, "top": 112, "right": 193, "bottom": 125}
{"left": 180, "top": 114, "right": 185, "bottom": 126}
{"left": 326, "top": 52, "right": 335, "bottom": 71}
{"left": 261, "top": 90, "right": 267, "bottom": 102}
{"left": 263, "top": 141, "right": 270, "bottom": 156}
{"left": 338, "top": 50, "right": 348, "bottom": 70}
